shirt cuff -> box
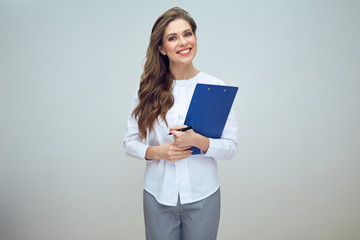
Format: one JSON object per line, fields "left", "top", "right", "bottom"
{"left": 202, "top": 138, "right": 237, "bottom": 160}
{"left": 203, "top": 138, "right": 216, "bottom": 157}
{"left": 125, "top": 141, "right": 150, "bottom": 161}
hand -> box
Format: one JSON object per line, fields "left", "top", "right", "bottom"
{"left": 170, "top": 125, "right": 196, "bottom": 148}
{"left": 170, "top": 125, "right": 210, "bottom": 153}
{"left": 146, "top": 142, "right": 192, "bottom": 161}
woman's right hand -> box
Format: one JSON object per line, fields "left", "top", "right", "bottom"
{"left": 145, "top": 143, "right": 192, "bottom": 161}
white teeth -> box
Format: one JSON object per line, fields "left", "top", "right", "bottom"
{"left": 179, "top": 49, "right": 190, "bottom": 54}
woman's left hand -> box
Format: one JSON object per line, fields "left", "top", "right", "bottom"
{"left": 170, "top": 125, "right": 196, "bottom": 148}
{"left": 170, "top": 125, "right": 210, "bottom": 152}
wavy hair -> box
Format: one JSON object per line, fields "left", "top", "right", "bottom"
{"left": 132, "top": 7, "right": 197, "bottom": 140}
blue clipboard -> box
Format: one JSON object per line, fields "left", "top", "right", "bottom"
{"left": 184, "top": 83, "right": 238, "bottom": 154}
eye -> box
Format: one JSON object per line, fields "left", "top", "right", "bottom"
{"left": 168, "top": 36, "right": 176, "bottom": 41}
{"left": 185, "top": 32, "right": 193, "bottom": 37}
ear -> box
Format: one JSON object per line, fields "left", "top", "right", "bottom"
{"left": 159, "top": 46, "right": 166, "bottom": 56}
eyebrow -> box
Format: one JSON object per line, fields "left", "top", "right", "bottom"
{"left": 166, "top": 29, "right": 192, "bottom": 38}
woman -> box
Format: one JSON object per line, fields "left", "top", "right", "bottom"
{"left": 123, "top": 7, "right": 238, "bottom": 240}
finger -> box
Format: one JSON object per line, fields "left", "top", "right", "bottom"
{"left": 173, "top": 138, "right": 192, "bottom": 148}
{"left": 169, "top": 144, "right": 192, "bottom": 153}
{"left": 169, "top": 125, "right": 188, "bottom": 131}
{"left": 171, "top": 142, "right": 191, "bottom": 150}
{"left": 167, "top": 150, "right": 193, "bottom": 161}
{"left": 174, "top": 147, "right": 192, "bottom": 153}
{"left": 178, "top": 145, "right": 192, "bottom": 151}
{"left": 170, "top": 145, "right": 191, "bottom": 152}
{"left": 183, "top": 129, "right": 194, "bottom": 134}
{"left": 170, "top": 130, "right": 183, "bottom": 138}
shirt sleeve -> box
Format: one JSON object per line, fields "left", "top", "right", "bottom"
{"left": 123, "top": 93, "right": 150, "bottom": 160}
{"left": 203, "top": 107, "right": 238, "bottom": 160}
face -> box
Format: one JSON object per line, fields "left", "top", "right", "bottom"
{"left": 159, "top": 18, "right": 197, "bottom": 67}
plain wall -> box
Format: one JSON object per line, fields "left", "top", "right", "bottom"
{"left": 1, "top": 0, "right": 359, "bottom": 239}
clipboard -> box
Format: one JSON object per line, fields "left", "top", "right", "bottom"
{"left": 184, "top": 83, "right": 238, "bottom": 154}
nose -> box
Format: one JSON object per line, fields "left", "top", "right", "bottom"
{"left": 179, "top": 36, "right": 187, "bottom": 46}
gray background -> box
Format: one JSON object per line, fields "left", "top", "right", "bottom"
{"left": 1, "top": 0, "right": 359, "bottom": 239}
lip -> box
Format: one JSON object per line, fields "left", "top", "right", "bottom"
{"left": 177, "top": 48, "right": 192, "bottom": 56}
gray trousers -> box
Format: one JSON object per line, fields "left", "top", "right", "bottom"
{"left": 143, "top": 188, "right": 221, "bottom": 240}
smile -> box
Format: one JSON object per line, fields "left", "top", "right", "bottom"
{"left": 177, "top": 48, "right": 191, "bottom": 55}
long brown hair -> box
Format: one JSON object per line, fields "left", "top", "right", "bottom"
{"left": 132, "top": 7, "right": 197, "bottom": 140}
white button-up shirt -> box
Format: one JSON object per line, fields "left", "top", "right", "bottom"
{"left": 123, "top": 72, "right": 238, "bottom": 206}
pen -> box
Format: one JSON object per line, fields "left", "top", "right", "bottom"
{"left": 168, "top": 126, "right": 193, "bottom": 135}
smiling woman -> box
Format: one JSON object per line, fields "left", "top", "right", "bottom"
{"left": 123, "top": 7, "right": 238, "bottom": 240}
{"left": 159, "top": 19, "right": 198, "bottom": 69}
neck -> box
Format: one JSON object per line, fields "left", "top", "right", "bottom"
{"left": 169, "top": 63, "right": 199, "bottom": 80}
